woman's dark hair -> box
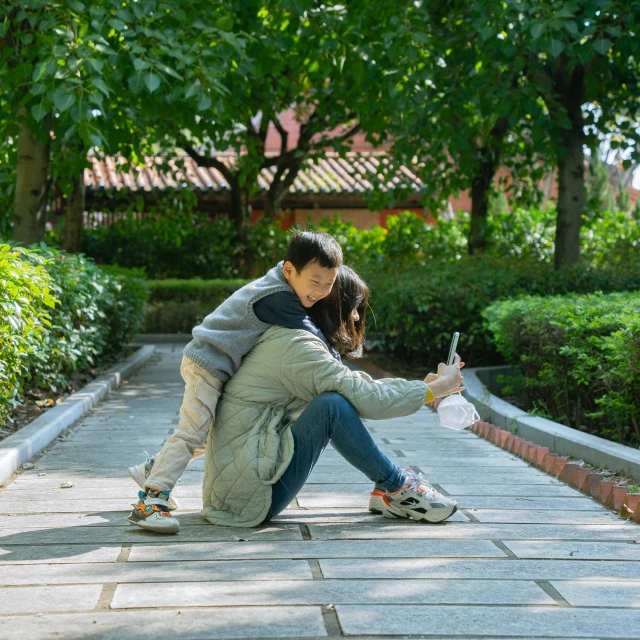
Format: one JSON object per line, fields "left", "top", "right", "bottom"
{"left": 283, "top": 230, "right": 343, "bottom": 272}
{"left": 310, "top": 265, "right": 368, "bottom": 359}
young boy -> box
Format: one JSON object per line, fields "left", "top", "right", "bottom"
{"left": 126, "top": 230, "right": 343, "bottom": 533}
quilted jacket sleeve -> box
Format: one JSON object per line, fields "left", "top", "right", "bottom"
{"left": 278, "top": 333, "right": 428, "bottom": 420}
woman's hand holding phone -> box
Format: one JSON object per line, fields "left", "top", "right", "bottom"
{"left": 424, "top": 353, "right": 465, "bottom": 398}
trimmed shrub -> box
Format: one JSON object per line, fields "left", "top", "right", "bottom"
{"left": 0, "top": 245, "right": 57, "bottom": 423}
{"left": 359, "top": 257, "right": 640, "bottom": 369}
{"left": 0, "top": 243, "right": 149, "bottom": 422}
{"left": 483, "top": 291, "right": 640, "bottom": 446}
{"left": 144, "top": 279, "right": 249, "bottom": 333}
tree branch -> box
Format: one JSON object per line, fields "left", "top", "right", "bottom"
{"left": 183, "top": 145, "right": 235, "bottom": 185}
{"left": 271, "top": 115, "right": 289, "bottom": 156}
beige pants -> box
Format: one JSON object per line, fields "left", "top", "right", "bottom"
{"left": 144, "top": 356, "right": 223, "bottom": 492}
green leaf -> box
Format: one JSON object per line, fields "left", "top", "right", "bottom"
{"left": 88, "top": 59, "right": 104, "bottom": 73}
{"left": 530, "top": 22, "right": 546, "bottom": 39}
{"left": 52, "top": 88, "right": 75, "bottom": 113}
{"left": 216, "top": 15, "right": 234, "bottom": 31}
{"left": 31, "top": 104, "right": 48, "bottom": 122}
{"left": 128, "top": 72, "right": 145, "bottom": 94}
{"left": 593, "top": 38, "right": 612, "bottom": 55}
{"left": 32, "top": 62, "right": 47, "bottom": 83}
{"left": 144, "top": 72, "right": 161, "bottom": 93}
{"left": 108, "top": 18, "right": 126, "bottom": 31}
{"left": 546, "top": 39, "right": 565, "bottom": 57}
{"left": 198, "top": 93, "right": 212, "bottom": 111}
{"left": 92, "top": 77, "right": 110, "bottom": 96}
{"left": 480, "top": 26, "right": 495, "bottom": 41}
{"left": 133, "top": 58, "right": 149, "bottom": 71}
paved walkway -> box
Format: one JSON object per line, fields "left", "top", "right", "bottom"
{"left": 0, "top": 344, "right": 639, "bottom": 639}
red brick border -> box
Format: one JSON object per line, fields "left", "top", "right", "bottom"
{"left": 469, "top": 420, "right": 640, "bottom": 523}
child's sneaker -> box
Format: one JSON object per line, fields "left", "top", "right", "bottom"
{"left": 127, "top": 452, "right": 179, "bottom": 510}
{"left": 127, "top": 490, "right": 180, "bottom": 534}
{"left": 381, "top": 474, "right": 457, "bottom": 523}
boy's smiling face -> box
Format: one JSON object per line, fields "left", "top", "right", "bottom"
{"left": 283, "top": 260, "right": 339, "bottom": 308}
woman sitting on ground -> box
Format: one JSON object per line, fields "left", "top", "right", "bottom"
{"left": 201, "top": 266, "right": 464, "bottom": 527}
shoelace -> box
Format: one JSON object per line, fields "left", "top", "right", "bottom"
{"left": 404, "top": 475, "right": 438, "bottom": 500}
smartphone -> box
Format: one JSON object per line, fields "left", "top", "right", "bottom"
{"left": 447, "top": 332, "right": 460, "bottom": 366}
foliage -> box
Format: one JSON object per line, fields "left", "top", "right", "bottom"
{"left": 581, "top": 210, "right": 640, "bottom": 267}
{"left": 586, "top": 155, "right": 616, "bottom": 215}
{"left": 0, "top": 244, "right": 56, "bottom": 423}
{"left": 0, "top": 242, "right": 148, "bottom": 423}
{"left": 616, "top": 182, "right": 632, "bottom": 213}
{"left": 483, "top": 292, "right": 640, "bottom": 446}
{"left": 78, "top": 194, "right": 241, "bottom": 279}
{"left": 144, "top": 279, "right": 249, "bottom": 334}
{"left": 358, "top": 257, "right": 640, "bottom": 371}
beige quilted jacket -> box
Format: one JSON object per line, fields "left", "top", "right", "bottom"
{"left": 201, "top": 327, "right": 427, "bottom": 527}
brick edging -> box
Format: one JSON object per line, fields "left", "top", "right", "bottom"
{"left": 470, "top": 420, "right": 640, "bottom": 524}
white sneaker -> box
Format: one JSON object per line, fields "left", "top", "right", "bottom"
{"left": 127, "top": 490, "right": 180, "bottom": 534}
{"left": 369, "top": 468, "right": 425, "bottom": 514}
{"left": 127, "top": 453, "right": 179, "bottom": 511}
{"left": 381, "top": 473, "right": 457, "bottom": 523}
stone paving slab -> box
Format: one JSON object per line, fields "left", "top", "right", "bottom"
{"left": 0, "top": 497, "right": 204, "bottom": 513}
{"left": 439, "top": 483, "right": 584, "bottom": 497}
{"left": 0, "top": 524, "right": 302, "bottom": 544}
{"left": 334, "top": 604, "right": 640, "bottom": 638}
{"left": 550, "top": 580, "right": 640, "bottom": 607}
{"left": 272, "top": 508, "right": 471, "bottom": 524}
{"left": 111, "top": 579, "right": 555, "bottom": 608}
{"left": 0, "top": 544, "right": 120, "bottom": 564}
{"left": 2, "top": 344, "right": 639, "bottom": 639}
{"left": 295, "top": 489, "right": 600, "bottom": 511}
{"left": 0, "top": 585, "right": 102, "bottom": 614}
{"left": 307, "top": 522, "right": 640, "bottom": 541}
{"left": 466, "top": 509, "right": 620, "bottom": 524}
{"left": 128, "top": 539, "right": 507, "bottom": 562}
{"left": 0, "top": 560, "right": 313, "bottom": 585}
{"left": 320, "top": 558, "right": 640, "bottom": 580}
{"left": 504, "top": 540, "right": 640, "bottom": 560}
{"left": 0, "top": 607, "right": 328, "bottom": 640}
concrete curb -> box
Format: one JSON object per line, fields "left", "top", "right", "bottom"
{"left": 463, "top": 366, "right": 640, "bottom": 482}
{"left": 0, "top": 345, "right": 156, "bottom": 485}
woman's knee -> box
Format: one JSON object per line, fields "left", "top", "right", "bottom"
{"left": 314, "top": 392, "right": 357, "bottom": 419}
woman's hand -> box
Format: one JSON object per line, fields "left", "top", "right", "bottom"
{"left": 424, "top": 353, "right": 465, "bottom": 398}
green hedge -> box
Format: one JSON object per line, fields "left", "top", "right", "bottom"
{"left": 483, "top": 291, "right": 640, "bottom": 446}
{"left": 144, "top": 279, "right": 249, "bottom": 333}
{"left": 0, "top": 243, "right": 149, "bottom": 424}
{"left": 143, "top": 257, "right": 640, "bottom": 364}
{"left": 359, "top": 257, "right": 640, "bottom": 368}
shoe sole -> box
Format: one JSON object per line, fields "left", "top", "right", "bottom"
{"left": 127, "top": 465, "right": 179, "bottom": 511}
{"left": 126, "top": 514, "right": 180, "bottom": 534}
{"left": 381, "top": 501, "right": 458, "bottom": 523}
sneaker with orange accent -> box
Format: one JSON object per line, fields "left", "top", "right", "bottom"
{"left": 381, "top": 474, "right": 457, "bottom": 523}
{"left": 126, "top": 490, "right": 180, "bottom": 534}
{"left": 368, "top": 468, "right": 422, "bottom": 515}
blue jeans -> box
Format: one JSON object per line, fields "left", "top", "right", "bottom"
{"left": 267, "top": 392, "right": 406, "bottom": 519}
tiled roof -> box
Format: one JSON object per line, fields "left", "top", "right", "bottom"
{"left": 85, "top": 152, "right": 424, "bottom": 195}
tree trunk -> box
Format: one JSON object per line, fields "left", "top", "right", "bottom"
{"left": 229, "top": 180, "right": 253, "bottom": 276}
{"left": 468, "top": 153, "right": 494, "bottom": 255}
{"left": 554, "top": 124, "right": 585, "bottom": 268}
{"left": 468, "top": 116, "right": 509, "bottom": 255}
{"left": 13, "top": 114, "right": 50, "bottom": 245}
{"left": 264, "top": 160, "right": 305, "bottom": 222}
{"left": 61, "top": 173, "right": 86, "bottom": 253}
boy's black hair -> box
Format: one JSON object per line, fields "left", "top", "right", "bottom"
{"left": 284, "top": 230, "right": 343, "bottom": 272}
